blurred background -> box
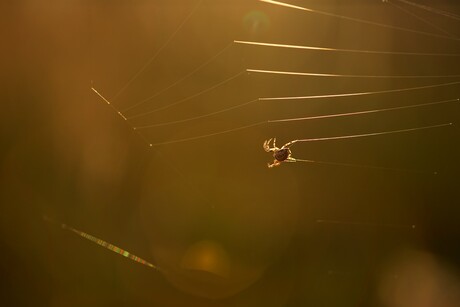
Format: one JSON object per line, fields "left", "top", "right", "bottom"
{"left": 1, "top": 0, "right": 460, "bottom": 306}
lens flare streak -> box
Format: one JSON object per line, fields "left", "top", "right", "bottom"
{"left": 44, "top": 216, "right": 159, "bottom": 270}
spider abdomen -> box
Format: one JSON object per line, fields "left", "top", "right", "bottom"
{"left": 274, "top": 148, "right": 290, "bottom": 162}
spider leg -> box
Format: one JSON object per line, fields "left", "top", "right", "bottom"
{"left": 263, "top": 138, "right": 273, "bottom": 152}
{"left": 273, "top": 138, "right": 277, "bottom": 148}
{"left": 282, "top": 140, "right": 298, "bottom": 148}
{"left": 263, "top": 139, "right": 272, "bottom": 152}
{"left": 285, "top": 157, "right": 297, "bottom": 163}
{"left": 267, "top": 160, "right": 282, "bottom": 168}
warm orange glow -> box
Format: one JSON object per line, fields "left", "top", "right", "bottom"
{"left": 181, "top": 240, "right": 231, "bottom": 278}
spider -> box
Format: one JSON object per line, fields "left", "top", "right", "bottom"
{"left": 263, "top": 138, "right": 298, "bottom": 168}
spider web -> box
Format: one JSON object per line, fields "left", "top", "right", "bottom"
{"left": 43, "top": 0, "right": 460, "bottom": 304}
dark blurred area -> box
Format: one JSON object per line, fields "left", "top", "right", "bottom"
{"left": 1, "top": 0, "right": 460, "bottom": 306}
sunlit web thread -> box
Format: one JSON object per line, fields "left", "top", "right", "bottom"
{"left": 148, "top": 122, "right": 266, "bottom": 146}
{"left": 92, "top": 86, "right": 255, "bottom": 148}
{"left": 264, "top": 123, "right": 450, "bottom": 173}
{"left": 234, "top": 40, "right": 460, "bottom": 57}
{"left": 393, "top": 0, "right": 460, "bottom": 21}
{"left": 386, "top": 0, "right": 457, "bottom": 39}
{"left": 246, "top": 69, "right": 460, "bottom": 79}
{"left": 137, "top": 83, "right": 458, "bottom": 144}
{"left": 148, "top": 122, "right": 452, "bottom": 147}
{"left": 259, "top": 80, "right": 460, "bottom": 101}
{"left": 92, "top": 86, "right": 127, "bottom": 121}
{"left": 127, "top": 71, "right": 246, "bottom": 120}
{"left": 127, "top": 52, "right": 460, "bottom": 130}
{"left": 290, "top": 123, "right": 452, "bottom": 142}
{"left": 43, "top": 216, "right": 160, "bottom": 271}
{"left": 93, "top": 70, "right": 245, "bottom": 123}
{"left": 92, "top": 82, "right": 453, "bottom": 173}
{"left": 258, "top": 0, "right": 460, "bottom": 42}
{"left": 283, "top": 126, "right": 449, "bottom": 174}
{"left": 134, "top": 98, "right": 259, "bottom": 129}
{"left": 267, "top": 98, "right": 459, "bottom": 123}
{"left": 91, "top": 87, "right": 156, "bottom": 146}
{"left": 127, "top": 79, "right": 459, "bottom": 144}
{"left": 111, "top": 0, "right": 203, "bottom": 102}
{"left": 134, "top": 98, "right": 459, "bottom": 129}
{"left": 122, "top": 42, "right": 234, "bottom": 114}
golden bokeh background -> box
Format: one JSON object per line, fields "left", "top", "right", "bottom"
{"left": 1, "top": 0, "right": 460, "bottom": 306}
